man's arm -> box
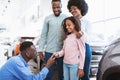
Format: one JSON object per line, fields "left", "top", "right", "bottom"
{"left": 13, "top": 56, "right": 55, "bottom": 80}
{"left": 38, "top": 17, "right": 49, "bottom": 52}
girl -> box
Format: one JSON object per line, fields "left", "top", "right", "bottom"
{"left": 53, "top": 16, "right": 85, "bottom": 80}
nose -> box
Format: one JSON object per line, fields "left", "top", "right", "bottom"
{"left": 66, "top": 26, "right": 69, "bottom": 29}
{"left": 53, "top": 7, "right": 59, "bottom": 12}
{"left": 70, "top": 9, "right": 75, "bottom": 15}
{"left": 70, "top": 9, "right": 74, "bottom": 13}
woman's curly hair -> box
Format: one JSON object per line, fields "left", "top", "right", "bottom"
{"left": 67, "top": 0, "right": 88, "bottom": 16}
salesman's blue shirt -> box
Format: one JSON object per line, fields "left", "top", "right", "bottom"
{"left": 0, "top": 54, "right": 48, "bottom": 80}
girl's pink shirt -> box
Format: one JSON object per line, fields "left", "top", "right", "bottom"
{"left": 56, "top": 33, "right": 85, "bottom": 69}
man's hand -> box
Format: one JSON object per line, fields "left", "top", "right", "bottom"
{"left": 38, "top": 52, "right": 44, "bottom": 61}
{"left": 45, "top": 57, "right": 55, "bottom": 68}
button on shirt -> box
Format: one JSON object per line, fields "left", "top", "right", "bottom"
{"left": 0, "top": 54, "right": 48, "bottom": 80}
{"left": 38, "top": 14, "right": 68, "bottom": 53}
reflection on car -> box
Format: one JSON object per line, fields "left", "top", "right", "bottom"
{"left": 97, "top": 37, "right": 120, "bottom": 80}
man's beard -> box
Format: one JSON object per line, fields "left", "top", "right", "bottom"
{"left": 54, "top": 11, "right": 61, "bottom": 17}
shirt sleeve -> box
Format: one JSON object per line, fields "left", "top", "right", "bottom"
{"left": 38, "top": 17, "right": 49, "bottom": 52}
{"left": 56, "top": 40, "right": 65, "bottom": 57}
{"left": 36, "top": 67, "right": 49, "bottom": 79}
{"left": 77, "top": 38, "right": 86, "bottom": 69}
{"left": 13, "top": 61, "right": 49, "bottom": 80}
{"left": 81, "top": 19, "right": 93, "bottom": 44}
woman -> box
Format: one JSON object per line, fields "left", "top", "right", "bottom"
{"left": 67, "top": 0, "right": 92, "bottom": 80}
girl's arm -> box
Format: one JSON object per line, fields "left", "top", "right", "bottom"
{"left": 77, "top": 38, "right": 85, "bottom": 77}
{"left": 53, "top": 40, "right": 66, "bottom": 58}
{"left": 77, "top": 38, "right": 86, "bottom": 69}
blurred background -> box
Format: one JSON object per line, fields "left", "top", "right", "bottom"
{"left": 0, "top": 0, "right": 120, "bottom": 79}
{"left": 0, "top": 0, "right": 120, "bottom": 44}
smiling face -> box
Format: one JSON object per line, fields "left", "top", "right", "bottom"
{"left": 65, "top": 19, "right": 76, "bottom": 34}
{"left": 70, "top": 6, "right": 82, "bottom": 19}
{"left": 52, "top": 1, "right": 61, "bottom": 17}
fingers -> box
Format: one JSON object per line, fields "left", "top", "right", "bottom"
{"left": 50, "top": 56, "right": 55, "bottom": 61}
{"left": 45, "top": 57, "right": 55, "bottom": 68}
{"left": 78, "top": 73, "right": 84, "bottom": 78}
{"left": 51, "top": 54, "right": 56, "bottom": 59}
{"left": 78, "top": 69, "right": 84, "bottom": 78}
{"left": 52, "top": 53, "right": 59, "bottom": 58}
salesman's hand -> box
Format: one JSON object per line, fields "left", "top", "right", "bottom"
{"left": 45, "top": 57, "right": 55, "bottom": 68}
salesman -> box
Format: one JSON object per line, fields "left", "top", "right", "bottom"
{"left": 0, "top": 41, "right": 55, "bottom": 80}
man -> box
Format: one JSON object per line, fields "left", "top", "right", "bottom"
{"left": 0, "top": 41, "right": 55, "bottom": 80}
{"left": 38, "top": 0, "right": 68, "bottom": 80}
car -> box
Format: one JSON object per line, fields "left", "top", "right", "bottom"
{"left": 32, "top": 35, "right": 40, "bottom": 51}
{"left": 0, "top": 44, "right": 8, "bottom": 67}
{"left": 0, "top": 34, "right": 13, "bottom": 59}
{"left": 97, "top": 37, "right": 120, "bottom": 80}
{"left": 90, "top": 44, "right": 105, "bottom": 76}
{"left": 13, "top": 36, "right": 35, "bottom": 53}
{"left": 89, "top": 34, "right": 107, "bottom": 76}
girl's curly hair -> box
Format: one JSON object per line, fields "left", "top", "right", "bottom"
{"left": 62, "top": 16, "right": 82, "bottom": 38}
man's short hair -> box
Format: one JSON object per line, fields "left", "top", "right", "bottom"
{"left": 20, "top": 41, "right": 33, "bottom": 51}
{"left": 52, "top": 0, "right": 61, "bottom": 2}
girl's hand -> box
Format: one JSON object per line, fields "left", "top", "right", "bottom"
{"left": 51, "top": 53, "right": 59, "bottom": 58}
{"left": 77, "top": 69, "right": 84, "bottom": 78}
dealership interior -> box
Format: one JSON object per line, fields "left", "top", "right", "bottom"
{"left": 0, "top": 0, "right": 120, "bottom": 80}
